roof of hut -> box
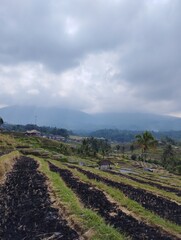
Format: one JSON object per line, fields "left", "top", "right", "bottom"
{"left": 98, "top": 160, "right": 113, "bottom": 166}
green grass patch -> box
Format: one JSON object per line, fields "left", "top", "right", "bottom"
{"left": 0, "top": 151, "right": 20, "bottom": 181}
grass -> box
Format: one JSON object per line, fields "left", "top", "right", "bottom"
{"left": 35, "top": 156, "right": 127, "bottom": 240}
{"left": 0, "top": 151, "right": 20, "bottom": 182}
{"left": 0, "top": 133, "right": 16, "bottom": 151}
{"left": 51, "top": 160, "right": 181, "bottom": 238}
{"left": 130, "top": 170, "right": 181, "bottom": 189}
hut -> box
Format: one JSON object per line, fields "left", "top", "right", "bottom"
{"left": 26, "top": 130, "right": 41, "bottom": 136}
{"left": 99, "top": 160, "right": 113, "bottom": 170}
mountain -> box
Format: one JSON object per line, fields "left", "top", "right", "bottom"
{"left": 0, "top": 106, "right": 91, "bottom": 130}
{"left": 0, "top": 105, "right": 181, "bottom": 131}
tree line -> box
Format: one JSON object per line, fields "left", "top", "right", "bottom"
{"left": 79, "top": 132, "right": 181, "bottom": 174}
{"left": 78, "top": 137, "right": 111, "bottom": 158}
{"left": 90, "top": 128, "right": 181, "bottom": 142}
{"left": 3, "top": 123, "right": 72, "bottom": 138}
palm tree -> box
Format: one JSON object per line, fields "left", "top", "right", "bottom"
{"left": 135, "top": 131, "right": 157, "bottom": 161}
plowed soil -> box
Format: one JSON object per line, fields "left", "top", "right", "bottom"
{"left": 106, "top": 170, "right": 181, "bottom": 196}
{"left": 49, "top": 162, "right": 178, "bottom": 240}
{"left": 0, "top": 156, "right": 79, "bottom": 240}
{"left": 68, "top": 165, "right": 181, "bottom": 225}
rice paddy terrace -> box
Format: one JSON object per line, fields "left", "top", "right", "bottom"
{"left": 0, "top": 134, "right": 181, "bottom": 239}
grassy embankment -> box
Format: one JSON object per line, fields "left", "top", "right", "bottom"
{"left": 0, "top": 151, "right": 20, "bottom": 183}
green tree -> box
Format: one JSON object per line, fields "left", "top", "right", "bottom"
{"left": 130, "top": 144, "right": 134, "bottom": 153}
{"left": 161, "top": 144, "right": 175, "bottom": 168}
{"left": 79, "top": 137, "right": 111, "bottom": 158}
{"left": 115, "top": 144, "right": 121, "bottom": 152}
{"left": 0, "top": 117, "right": 3, "bottom": 130}
{"left": 100, "top": 139, "right": 111, "bottom": 159}
{"left": 135, "top": 131, "right": 157, "bottom": 161}
{"left": 121, "top": 145, "right": 125, "bottom": 157}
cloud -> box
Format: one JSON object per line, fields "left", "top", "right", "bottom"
{"left": 0, "top": 0, "right": 180, "bottom": 115}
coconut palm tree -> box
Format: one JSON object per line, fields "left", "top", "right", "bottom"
{"left": 135, "top": 131, "right": 157, "bottom": 161}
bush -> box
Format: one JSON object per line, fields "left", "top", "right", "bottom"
{"left": 176, "top": 165, "right": 181, "bottom": 175}
{"left": 131, "top": 154, "right": 137, "bottom": 160}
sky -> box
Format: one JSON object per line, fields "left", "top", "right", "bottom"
{"left": 0, "top": 0, "right": 181, "bottom": 116}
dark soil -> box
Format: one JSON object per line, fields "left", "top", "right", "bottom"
{"left": 132, "top": 173, "right": 181, "bottom": 189}
{"left": 49, "top": 162, "right": 178, "bottom": 240}
{"left": 68, "top": 165, "right": 181, "bottom": 225}
{"left": 106, "top": 170, "right": 181, "bottom": 196}
{"left": 0, "top": 156, "right": 79, "bottom": 240}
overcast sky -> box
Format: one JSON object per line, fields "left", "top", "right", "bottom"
{"left": 0, "top": 0, "right": 181, "bottom": 116}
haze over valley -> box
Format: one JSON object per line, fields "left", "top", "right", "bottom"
{"left": 1, "top": 105, "right": 181, "bottom": 131}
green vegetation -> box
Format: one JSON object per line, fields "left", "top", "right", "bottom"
{"left": 90, "top": 129, "right": 181, "bottom": 142}
{"left": 4, "top": 130, "right": 181, "bottom": 175}
{"left": 4, "top": 123, "right": 72, "bottom": 137}
{"left": 0, "top": 151, "right": 20, "bottom": 181}
{"left": 135, "top": 131, "right": 157, "bottom": 161}
{"left": 78, "top": 137, "right": 111, "bottom": 158}
{"left": 0, "top": 133, "right": 16, "bottom": 151}
{"left": 161, "top": 144, "right": 181, "bottom": 174}
{"left": 15, "top": 134, "right": 72, "bottom": 156}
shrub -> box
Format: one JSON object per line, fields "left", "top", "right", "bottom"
{"left": 131, "top": 154, "right": 137, "bottom": 160}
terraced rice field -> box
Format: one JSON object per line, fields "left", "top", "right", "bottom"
{"left": 67, "top": 165, "right": 181, "bottom": 225}
{"left": 107, "top": 170, "right": 181, "bottom": 196}
{"left": 0, "top": 152, "right": 181, "bottom": 239}
{"left": 49, "top": 162, "right": 179, "bottom": 240}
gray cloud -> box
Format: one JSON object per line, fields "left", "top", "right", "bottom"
{"left": 0, "top": 0, "right": 181, "bottom": 116}
{"left": 0, "top": 0, "right": 145, "bottom": 70}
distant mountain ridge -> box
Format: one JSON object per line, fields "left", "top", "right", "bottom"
{"left": 0, "top": 105, "right": 181, "bottom": 131}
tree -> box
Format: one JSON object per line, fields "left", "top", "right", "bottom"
{"left": 79, "top": 137, "right": 111, "bottom": 158}
{"left": 130, "top": 144, "right": 134, "bottom": 153}
{"left": 115, "top": 144, "right": 121, "bottom": 152}
{"left": 100, "top": 139, "right": 111, "bottom": 159}
{"left": 135, "top": 131, "right": 157, "bottom": 161}
{"left": 161, "top": 144, "right": 175, "bottom": 168}
{"left": 121, "top": 145, "right": 125, "bottom": 157}
{"left": 0, "top": 117, "right": 3, "bottom": 129}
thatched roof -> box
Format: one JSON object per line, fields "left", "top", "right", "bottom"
{"left": 26, "top": 130, "right": 41, "bottom": 134}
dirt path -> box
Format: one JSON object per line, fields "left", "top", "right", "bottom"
{"left": 68, "top": 165, "right": 181, "bottom": 225}
{"left": 49, "top": 162, "right": 178, "bottom": 240}
{"left": 0, "top": 156, "right": 79, "bottom": 240}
